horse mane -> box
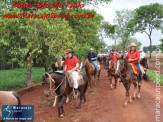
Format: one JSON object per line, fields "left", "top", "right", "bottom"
{"left": 50, "top": 72, "right": 65, "bottom": 77}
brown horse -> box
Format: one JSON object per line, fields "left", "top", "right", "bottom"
{"left": 80, "top": 59, "right": 100, "bottom": 87}
{"left": 115, "top": 56, "right": 141, "bottom": 107}
{"left": 43, "top": 72, "right": 88, "bottom": 117}
{"left": 0, "top": 91, "right": 22, "bottom": 122}
{"left": 106, "top": 58, "right": 119, "bottom": 89}
{"left": 51, "top": 60, "right": 64, "bottom": 72}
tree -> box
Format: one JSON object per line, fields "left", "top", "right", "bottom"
{"left": 132, "top": 3, "right": 163, "bottom": 58}
{"left": 113, "top": 9, "right": 134, "bottom": 54}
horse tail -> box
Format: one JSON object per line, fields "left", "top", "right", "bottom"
{"left": 143, "top": 73, "right": 149, "bottom": 82}
{"left": 12, "top": 91, "right": 21, "bottom": 105}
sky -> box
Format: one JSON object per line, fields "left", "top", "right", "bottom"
{"left": 87, "top": 0, "right": 163, "bottom": 49}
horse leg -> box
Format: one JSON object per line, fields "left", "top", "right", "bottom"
{"left": 123, "top": 84, "right": 131, "bottom": 107}
{"left": 114, "top": 77, "right": 117, "bottom": 88}
{"left": 66, "top": 95, "right": 69, "bottom": 103}
{"left": 77, "top": 93, "right": 83, "bottom": 110}
{"left": 137, "top": 84, "right": 141, "bottom": 99}
{"left": 109, "top": 76, "right": 113, "bottom": 89}
{"left": 58, "top": 96, "right": 66, "bottom": 117}
{"left": 133, "top": 83, "right": 137, "bottom": 100}
{"left": 52, "top": 96, "right": 58, "bottom": 107}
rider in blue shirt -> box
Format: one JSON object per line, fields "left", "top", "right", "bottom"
{"left": 87, "top": 48, "right": 99, "bottom": 75}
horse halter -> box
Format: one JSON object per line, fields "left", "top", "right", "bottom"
{"left": 45, "top": 72, "right": 55, "bottom": 91}
{"left": 80, "top": 60, "right": 86, "bottom": 70}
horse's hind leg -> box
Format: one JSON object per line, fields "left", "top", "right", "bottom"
{"left": 133, "top": 83, "right": 137, "bottom": 99}
{"left": 137, "top": 84, "right": 141, "bottom": 99}
{"left": 52, "top": 96, "right": 58, "bottom": 107}
{"left": 77, "top": 93, "right": 83, "bottom": 110}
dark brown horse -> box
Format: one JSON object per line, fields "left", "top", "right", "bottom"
{"left": 115, "top": 56, "right": 141, "bottom": 107}
{"left": 140, "top": 58, "right": 149, "bottom": 81}
{"left": 43, "top": 72, "right": 88, "bottom": 117}
{"left": 106, "top": 58, "right": 119, "bottom": 89}
{"left": 0, "top": 91, "right": 22, "bottom": 122}
{"left": 80, "top": 59, "right": 100, "bottom": 87}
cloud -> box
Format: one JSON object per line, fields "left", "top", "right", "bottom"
{"left": 86, "top": 0, "right": 163, "bottom": 48}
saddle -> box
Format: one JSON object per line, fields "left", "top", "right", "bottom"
{"left": 90, "top": 62, "right": 101, "bottom": 71}
{"left": 65, "top": 72, "right": 85, "bottom": 88}
{"left": 129, "top": 63, "right": 145, "bottom": 76}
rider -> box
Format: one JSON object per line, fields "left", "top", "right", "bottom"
{"left": 139, "top": 49, "right": 146, "bottom": 60}
{"left": 87, "top": 48, "right": 99, "bottom": 76}
{"left": 126, "top": 43, "right": 142, "bottom": 85}
{"left": 63, "top": 48, "right": 79, "bottom": 97}
{"left": 109, "top": 49, "right": 121, "bottom": 62}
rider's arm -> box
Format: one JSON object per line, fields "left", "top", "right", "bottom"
{"left": 91, "top": 53, "right": 97, "bottom": 60}
{"left": 69, "top": 63, "right": 79, "bottom": 72}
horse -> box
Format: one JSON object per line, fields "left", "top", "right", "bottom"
{"left": 0, "top": 91, "right": 22, "bottom": 122}
{"left": 115, "top": 56, "right": 142, "bottom": 107}
{"left": 51, "top": 58, "right": 65, "bottom": 72}
{"left": 106, "top": 58, "right": 119, "bottom": 89}
{"left": 140, "top": 58, "right": 149, "bottom": 81}
{"left": 43, "top": 72, "right": 88, "bottom": 117}
{"left": 80, "top": 59, "right": 100, "bottom": 87}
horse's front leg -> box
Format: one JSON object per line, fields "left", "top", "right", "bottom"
{"left": 114, "top": 76, "right": 117, "bottom": 88}
{"left": 133, "top": 83, "right": 137, "bottom": 99}
{"left": 66, "top": 95, "right": 69, "bottom": 103}
{"left": 123, "top": 84, "right": 131, "bottom": 107}
{"left": 58, "top": 96, "right": 66, "bottom": 117}
{"left": 137, "top": 84, "right": 141, "bottom": 99}
{"left": 108, "top": 73, "right": 113, "bottom": 89}
{"left": 52, "top": 96, "right": 58, "bottom": 107}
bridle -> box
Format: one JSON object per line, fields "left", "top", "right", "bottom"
{"left": 45, "top": 72, "right": 67, "bottom": 97}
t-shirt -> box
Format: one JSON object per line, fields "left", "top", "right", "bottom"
{"left": 140, "top": 52, "right": 145, "bottom": 59}
{"left": 64, "top": 56, "right": 79, "bottom": 71}
{"left": 110, "top": 53, "right": 120, "bottom": 62}
{"left": 126, "top": 49, "right": 140, "bottom": 63}
{"left": 87, "top": 52, "right": 97, "bottom": 62}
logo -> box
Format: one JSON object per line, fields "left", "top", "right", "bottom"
{"left": 2, "top": 105, "right": 33, "bottom": 121}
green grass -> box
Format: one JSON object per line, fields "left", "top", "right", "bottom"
{"left": 0, "top": 67, "right": 45, "bottom": 91}
{"left": 146, "top": 70, "right": 163, "bottom": 85}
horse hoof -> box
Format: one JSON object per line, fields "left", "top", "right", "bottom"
{"left": 132, "top": 97, "right": 136, "bottom": 100}
{"left": 123, "top": 103, "right": 128, "bottom": 108}
{"left": 77, "top": 108, "right": 80, "bottom": 111}
{"left": 128, "top": 100, "right": 132, "bottom": 103}
{"left": 137, "top": 96, "right": 140, "bottom": 99}
{"left": 60, "top": 114, "right": 64, "bottom": 118}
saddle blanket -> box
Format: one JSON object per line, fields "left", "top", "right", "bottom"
{"left": 129, "top": 63, "right": 145, "bottom": 76}
{"left": 66, "top": 72, "right": 85, "bottom": 88}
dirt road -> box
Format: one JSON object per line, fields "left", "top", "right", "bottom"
{"left": 21, "top": 67, "right": 163, "bottom": 122}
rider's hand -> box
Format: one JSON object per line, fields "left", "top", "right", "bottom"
{"left": 128, "top": 59, "right": 133, "bottom": 62}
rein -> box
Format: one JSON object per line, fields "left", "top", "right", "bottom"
{"left": 46, "top": 72, "right": 67, "bottom": 97}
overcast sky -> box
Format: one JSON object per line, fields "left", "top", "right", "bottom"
{"left": 87, "top": 0, "right": 163, "bottom": 48}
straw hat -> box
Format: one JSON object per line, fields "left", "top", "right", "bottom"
{"left": 64, "top": 48, "right": 74, "bottom": 54}
{"left": 129, "top": 43, "right": 137, "bottom": 47}
{"left": 90, "top": 48, "right": 93, "bottom": 51}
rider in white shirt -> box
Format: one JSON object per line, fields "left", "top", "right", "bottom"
{"left": 140, "top": 50, "right": 146, "bottom": 59}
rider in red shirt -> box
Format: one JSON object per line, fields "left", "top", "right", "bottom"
{"left": 110, "top": 49, "right": 120, "bottom": 62}
{"left": 126, "top": 43, "right": 142, "bottom": 85}
{"left": 63, "top": 48, "right": 79, "bottom": 99}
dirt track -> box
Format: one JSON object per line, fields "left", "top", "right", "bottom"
{"left": 21, "top": 67, "right": 163, "bottom": 122}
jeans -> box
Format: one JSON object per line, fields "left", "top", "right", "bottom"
{"left": 135, "top": 63, "right": 142, "bottom": 83}
{"left": 91, "top": 61, "right": 99, "bottom": 73}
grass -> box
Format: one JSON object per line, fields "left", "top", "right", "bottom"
{"left": 0, "top": 67, "right": 45, "bottom": 91}
{"left": 146, "top": 70, "right": 163, "bottom": 85}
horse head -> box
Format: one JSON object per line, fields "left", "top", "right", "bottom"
{"left": 42, "top": 72, "right": 56, "bottom": 97}
{"left": 116, "top": 55, "right": 126, "bottom": 75}
{"left": 80, "top": 59, "right": 86, "bottom": 71}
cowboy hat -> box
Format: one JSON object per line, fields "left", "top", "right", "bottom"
{"left": 90, "top": 48, "right": 93, "bottom": 51}
{"left": 64, "top": 48, "right": 74, "bottom": 54}
{"left": 129, "top": 43, "right": 137, "bottom": 47}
